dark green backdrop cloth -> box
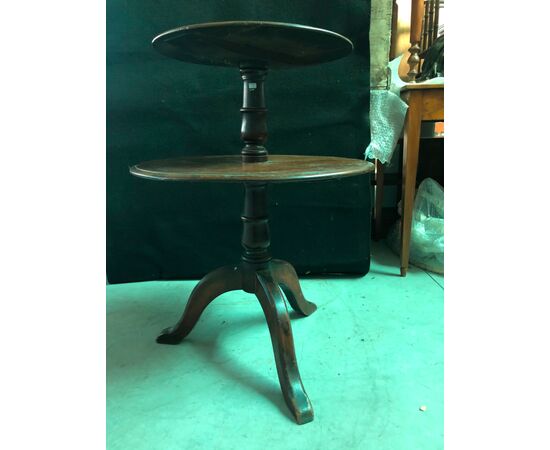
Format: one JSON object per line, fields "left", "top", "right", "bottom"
{"left": 107, "top": 1, "right": 372, "bottom": 283}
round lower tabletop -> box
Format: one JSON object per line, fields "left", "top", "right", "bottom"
{"left": 130, "top": 155, "right": 373, "bottom": 183}
{"left": 152, "top": 21, "right": 353, "bottom": 69}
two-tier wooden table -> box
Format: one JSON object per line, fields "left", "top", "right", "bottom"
{"left": 129, "top": 21, "right": 374, "bottom": 424}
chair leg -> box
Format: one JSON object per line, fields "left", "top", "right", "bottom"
{"left": 270, "top": 259, "right": 317, "bottom": 316}
{"left": 255, "top": 270, "right": 314, "bottom": 424}
{"left": 156, "top": 264, "right": 243, "bottom": 344}
{"left": 375, "top": 159, "right": 385, "bottom": 239}
{"left": 400, "top": 92, "right": 423, "bottom": 276}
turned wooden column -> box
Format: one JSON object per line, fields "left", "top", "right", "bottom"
{"left": 240, "top": 67, "right": 268, "bottom": 162}
{"left": 240, "top": 66, "right": 271, "bottom": 291}
{"left": 407, "top": 0, "right": 425, "bottom": 81}
{"left": 239, "top": 66, "right": 271, "bottom": 265}
{"left": 241, "top": 183, "right": 271, "bottom": 264}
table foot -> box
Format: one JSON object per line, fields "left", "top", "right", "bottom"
{"left": 156, "top": 327, "right": 186, "bottom": 345}
{"left": 156, "top": 260, "right": 315, "bottom": 424}
{"left": 156, "top": 264, "right": 243, "bottom": 344}
{"left": 255, "top": 270, "right": 314, "bottom": 424}
{"left": 271, "top": 259, "right": 317, "bottom": 316}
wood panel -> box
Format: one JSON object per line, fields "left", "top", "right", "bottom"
{"left": 152, "top": 21, "right": 353, "bottom": 69}
{"left": 421, "top": 90, "right": 444, "bottom": 120}
{"left": 130, "top": 155, "right": 374, "bottom": 183}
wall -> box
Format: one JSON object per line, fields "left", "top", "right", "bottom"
{"left": 370, "top": 0, "right": 393, "bottom": 89}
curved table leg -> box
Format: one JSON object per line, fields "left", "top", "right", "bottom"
{"left": 157, "top": 264, "right": 242, "bottom": 345}
{"left": 271, "top": 259, "right": 317, "bottom": 316}
{"left": 255, "top": 270, "right": 314, "bottom": 424}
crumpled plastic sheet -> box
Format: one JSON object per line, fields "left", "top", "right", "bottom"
{"left": 364, "top": 89, "right": 408, "bottom": 163}
{"left": 387, "top": 177, "right": 444, "bottom": 274}
{"left": 364, "top": 55, "right": 444, "bottom": 164}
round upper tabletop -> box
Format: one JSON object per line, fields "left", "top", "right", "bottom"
{"left": 130, "top": 155, "right": 373, "bottom": 183}
{"left": 152, "top": 21, "right": 353, "bottom": 69}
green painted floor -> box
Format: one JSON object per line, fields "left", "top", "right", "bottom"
{"left": 107, "top": 242, "right": 443, "bottom": 450}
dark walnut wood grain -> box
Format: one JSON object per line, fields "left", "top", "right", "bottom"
{"left": 156, "top": 182, "right": 318, "bottom": 424}
{"left": 156, "top": 259, "right": 317, "bottom": 424}
{"left": 134, "top": 21, "right": 364, "bottom": 425}
{"left": 152, "top": 21, "right": 353, "bottom": 69}
{"left": 130, "top": 155, "right": 373, "bottom": 183}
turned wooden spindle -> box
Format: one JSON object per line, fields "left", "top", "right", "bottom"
{"left": 241, "top": 183, "right": 271, "bottom": 267}
{"left": 407, "top": 0, "right": 426, "bottom": 81}
{"left": 240, "top": 68, "right": 268, "bottom": 163}
{"left": 433, "top": 0, "right": 441, "bottom": 43}
{"left": 421, "top": 0, "right": 430, "bottom": 52}
{"left": 426, "top": 0, "right": 436, "bottom": 49}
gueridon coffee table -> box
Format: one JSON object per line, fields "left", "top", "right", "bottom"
{"left": 130, "top": 21, "right": 374, "bottom": 424}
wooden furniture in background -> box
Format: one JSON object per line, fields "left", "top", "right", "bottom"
{"left": 406, "top": 0, "right": 425, "bottom": 80}
{"left": 399, "top": 83, "right": 443, "bottom": 276}
{"left": 421, "top": 0, "right": 442, "bottom": 54}
{"left": 407, "top": 0, "right": 443, "bottom": 81}
{"left": 130, "top": 21, "right": 374, "bottom": 425}
{"left": 374, "top": 0, "right": 444, "bottom": 276}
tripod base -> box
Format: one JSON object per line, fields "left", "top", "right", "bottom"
{"left": 157, "top": 259, "right": 316, "bottom": 425}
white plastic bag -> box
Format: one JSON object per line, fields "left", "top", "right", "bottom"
{"left": 387, "top": 178, "right": 444, "bottom": 273}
